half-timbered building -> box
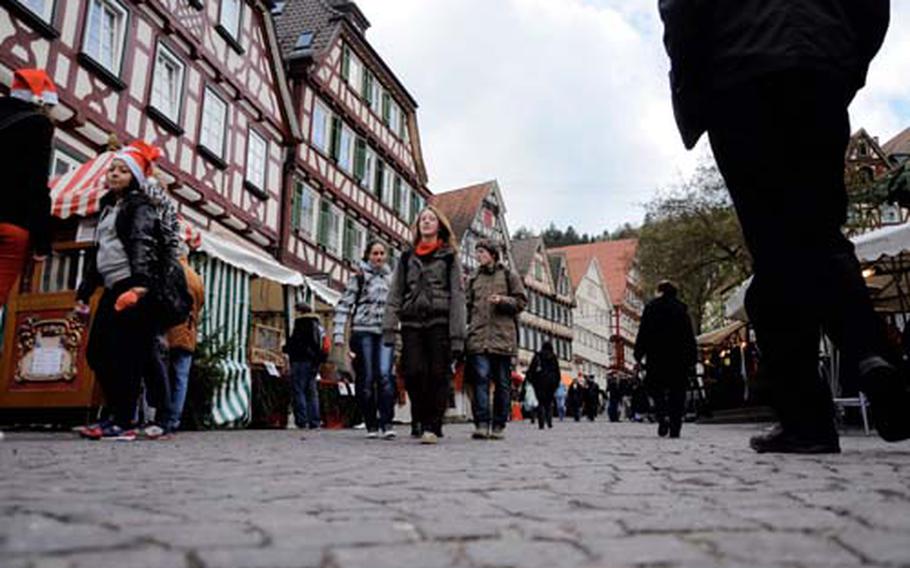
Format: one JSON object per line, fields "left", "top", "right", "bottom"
{"left": 274, "top": 0, "right": 431, "bottom": 290}
{"left": 511, "top": 237, "right": 574, "bottom": 374}
{"left": 0, "top": 0, "right": 302, "bottom": 424}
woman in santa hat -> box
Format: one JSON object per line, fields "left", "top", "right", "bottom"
{"left": 0, "top": 68, "right": 57, "bottom": 307}
{"left": 75, "top": 141, "right": 172, "bottom": 441}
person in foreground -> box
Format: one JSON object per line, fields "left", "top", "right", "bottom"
{"left": 659, "top": 0, "right": 910, "bottom": 452}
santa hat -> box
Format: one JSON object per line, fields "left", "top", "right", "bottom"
{"left": 114, "top": 141, "right": 162, "bottom": 188}
{"left": 10, "top": 68, "right": 58, "bottom": 106}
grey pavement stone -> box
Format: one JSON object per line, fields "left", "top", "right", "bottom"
{"left": 1, "top": 422, "right": 909, "bottom": 568}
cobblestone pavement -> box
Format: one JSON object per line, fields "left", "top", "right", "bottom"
{"left": 2, "top": 421, "right": 910, "bottom": 568}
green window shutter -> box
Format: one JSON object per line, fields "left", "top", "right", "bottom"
{"left": 362, "top": 71, "right": 372, "bottom": 103}
{"left": 393, "top": 176, "right": 402, "bottom": 215}
{"left": 330, "top": 116, "right": 341, "bottom": 161}
{"left": 290, "top": 182, "right": 301, "bottom": 229}
{"left": 353, "top": 138, "right": 366, "bottom": 182}
{"left": 343, "top": 218, "right": 354, "bottom": 260}
{"left": 318, "top": 201, "right": 330, "bottom": 247}
{"left": 375, "top": 160, "right": 385, "bottom": 202}
{"left": 341, "top": 45, "right": 351, "bottom": 81}
{"left": 381, "top": 92, "right": 390, "bottom": 124}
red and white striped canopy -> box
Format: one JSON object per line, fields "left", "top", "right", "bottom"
{"left": 48, "top": 151, "right": 202, "bottom": 249}
{"left": 49, "top": 150, "right": 114, "bottom": 219}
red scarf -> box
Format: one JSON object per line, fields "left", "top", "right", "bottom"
{"left": 415, "top": 238, "right": 443, "bottom": 257}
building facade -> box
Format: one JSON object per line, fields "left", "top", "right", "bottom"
{"left": 274, "top": 0, "right": 431, "bottom": 290}
{"left": 551, "top": 249, "right": 612, "bottom": 388}
{"left": 429, "top": 180, "right": 515, "bottom": 275}
{"left": 511, "top": 238, "right": 574, "bottom": 373}
{"left": 845, "top": 128, "right": 904, "bottom": 234}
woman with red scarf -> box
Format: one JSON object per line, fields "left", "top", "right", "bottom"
{"left": 383, "top": 206, "right": 466, "bottom": 444}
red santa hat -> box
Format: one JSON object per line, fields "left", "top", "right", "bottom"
{"left": 10, "top": 68, "right": 58, "bottom": 106}
{"left": 114, "top": 141, "right": 162, "bottom": 188}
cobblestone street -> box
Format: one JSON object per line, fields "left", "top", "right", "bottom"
{"left": 2, "top": 421, "right": 909, "bottom": 568}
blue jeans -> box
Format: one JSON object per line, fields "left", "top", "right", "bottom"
{"left": 469, "top": 353, "right": 512, "bottom": 429}
{"left": 291, "top": 360, "right": 320, "bottom": 428}
{"left": 350, "top": 332, "right": 394, "bottom": 432}
{"left": 166, "top": 348, "right": 193, "bottom": 431}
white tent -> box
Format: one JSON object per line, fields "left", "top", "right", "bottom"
{"left": 725, "top": 222, "right": 910, "bottom": 320}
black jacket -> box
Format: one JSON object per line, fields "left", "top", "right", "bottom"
{"left": 526, "top": 351, "right": 560, "bottom": 397}
{"left": 634, "top": 293, "right": 697, "bottom": 378}
{"left": 77, "top": 189, "right": 160, "bottom": 302}
{"left": 659, "top": 0, "right": 890, "bottom": 148}
{"left": 283, "top": 314, "right": 323, "bottom": 363}
{"left": 0, "top": 97, "right": 54, "bottom": 254}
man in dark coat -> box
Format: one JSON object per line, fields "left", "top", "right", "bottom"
{"left": 0, "top": 69, "right": 56, "bottom": 306}
{"left": 659, "top": 0, "right": 910, "bottom": 453}
{"left": 634, "top": 281, "right": 696, "bottom": 438}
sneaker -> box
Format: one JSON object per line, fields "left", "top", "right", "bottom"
{"left": 749, "top": 424, "right": 839, "bottom": 454}
{"left": 366, "top": 430, "right": 379, "bottom": 439}
{"left": 382, "top": 429, "right": 397, "bottom": 440}
{"left": 353, "top": 422, "right": 367, "bottom": 430}
{"left": 420, "top": 432, "right": 438, "bottom": 445}
{"left": 471, "top": 426, "right": 488, "bottom": 440}
{"left": 657, "top": 420, "right": 669, "bottom": 438}
{"left": 859, "top": 356, "right": 910, "bottom": 442}
{"left": 489, "top": 427, "right": 505, "bottom": 440}
{"left": 77, "top": 420, "right": 110, "bottom": 439}
{"left": 142, "top": 425, "right": 167, "bottom": 440}
{"left": 86, "top": 424, "right": 137, "bottom": 441}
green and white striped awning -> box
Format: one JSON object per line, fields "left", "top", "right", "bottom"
{"left": 194, "top": 255, "right": 252, "bottom": 427}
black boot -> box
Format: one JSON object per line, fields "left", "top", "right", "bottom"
{"left": 749, "top": 424, "right": 840, "bottom": 454}
{"left": 859, "top": 356, "right": 910, "bottom": 442}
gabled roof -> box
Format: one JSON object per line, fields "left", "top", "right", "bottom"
{"left": 273, "top": 0, "right": 418, "bottom": 109}
{"left": 511, "top": 237, "right": 543, "bottom": 278}
{"left": 551, "top": 239, "right": 638, "bottom": 307}
{"left": 551, "top": 245, "right": 599, "bottom": 291}
{"left": 429, "top": 181, "right": 495, "bottom": 241}
{"left": 883, "top": 127, "right": 910, "bottom": 158}
{"left": 848, "top": 128, "right": 891, "bottom": 163}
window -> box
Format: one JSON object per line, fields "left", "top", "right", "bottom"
{"left": 341, "top": 44, "right": 363, "bottom": 93}
{"left": 291, "top": 181, "right": 318, "bottom": 239}
{"left": 245, "top": 129, "right": 267, "bottom": 192}
{"left": 219, "top": 0, "right": 241, "bottom": 40}
{"left": 343, "top": 218, "right": 367, "bottom": 262}
{"left": 382, "top": 167, "right": 395, "bottom": 209}
{"left": 19, "top": 0, "right": 54, "bottom": 22}
{"left": 400, "top": 183, "right": 413, "bottom": 222}
{"left": 337, "top": 124, "right": 354, "bottom": 172}
{"left": 200, "top": 88, "right": 228, "bottom": 158}
{"left": 388, "top": 100, "right": 401, "bottom": 136}
{"left": 369, "top": 81, "right": 383, "bottom": 115}
{"left": 381, "top": 91, "right": 391, "bottom": 125}
{"left": 312, "top": 100, "right": 330, "bottom": 154}
{"left": 318, "top": 200, "right": 343, "bottom": 256}
{"left": 50, "top": 148, "right": 83, "bottom": 179}
{"left": 363, "top": 146, "right": 376, "bottom": 192}
{"left": 83, "top": 0, "right": 128, "bottom": 75}
{"left": 150, "top": 43, "right": 185, "bottom": 123}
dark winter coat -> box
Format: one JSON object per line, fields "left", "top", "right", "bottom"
{"left": 659, "top": 0, "right": 890, "bottom": 149}
{"left": 77, "top": 189, "right": 160, "bottom": 302}
{"left": 634, "top": 293, "right": 697, "bottom": 383}
{"left": 0, "top": 97, "right": 54, "bottom": 255}
{"left": 383, "top": 245, "right": 466, "bottom": 353}
{"left": 466, "top": 263, "right": 527, "bottom": 356}
{"left": 526, "top": 350, "right": 560, "bottom": 399}
{"left": 284, "top": 313, "right": 324, "bottom": 363}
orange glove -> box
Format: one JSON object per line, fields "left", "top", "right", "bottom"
{"left": 114, "top": 290, "right": 140, "bottom": 312}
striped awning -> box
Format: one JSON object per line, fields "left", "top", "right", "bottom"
{"left": 49, "top": 151, "right": 114, "bottom": 219}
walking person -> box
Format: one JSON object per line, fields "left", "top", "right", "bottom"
{"left": 465, "top": 239, "right": 527, "bottom": 440}
{"left": 567, "top": 378, "right": 583, "bottom": 422}
{"left": 334, "top": 241, "right": 395, "bottom": 439}
{"left": 75, "top": 142, "right": 174, "bottom": 440}
{"left": 383, "top": 206, "right": 466, "bottom": 445}
{"left": 634, "top": 281, "right": 696, "bottom": 438}
{"left": 555, "top": 381, "right": 567, "bottom": 422}
{"left": 606, "top": 376, "right": 622, "bottom": 422}
{"left": 659, "top": 0, "right": 910, "bottom": 451}
{"left": 164, "top": 252, "right": 204, "bottom": 433}
{"left": 284, "top": 303, "right": 325, "bottom": 429}
{"left": 583, "top": 375, "right": 600, "bottom": 421}
{"left": 0, "top": 69, "right": 56, "bottom": 307}
{"left": 526, "top": 342, "right": 561, "bottom": 429}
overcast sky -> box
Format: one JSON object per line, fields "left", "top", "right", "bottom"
{"left": 356, "top": 0, "right": 910, "bottom": 236}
